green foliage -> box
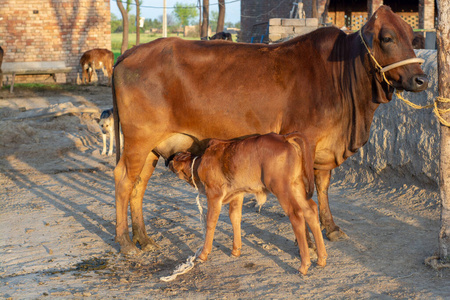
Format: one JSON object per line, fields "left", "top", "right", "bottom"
{"left": 172, "top": 2, "right": 198, "bottom": 27}
{"left": 111, "top": 13, "right": 123, "bottom": 33}
{"left": 210, "top": 10, "right": 218, "bottom": 32}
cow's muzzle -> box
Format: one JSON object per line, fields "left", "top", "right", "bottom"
{"left": 408, "top": 74, "right": 428, "bottom": 92}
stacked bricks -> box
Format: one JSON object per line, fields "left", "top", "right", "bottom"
{"left": 268, "top": 18, "right": 319, "bottom": 43}
{"left": 0, "top": 0, "right": 111, "bottom": 84}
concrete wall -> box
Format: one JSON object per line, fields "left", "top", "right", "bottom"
{"left": 0, "top": 0, "right": 111, "bottom": 84}
{"left": 333, "top": 50, "right": 439, "bottom": 190}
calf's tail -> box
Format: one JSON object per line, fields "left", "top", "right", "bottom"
{"left": 286, "top": 133, "right": 315, "bottom": 199}
{"left": 112, "top": 71, "right": 121, "bottom": 165}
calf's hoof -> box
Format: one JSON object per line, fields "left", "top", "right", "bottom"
{"left": 317, "top": 257, "right": 327, "bottom": 267}
{"left": 198, "top": 252, "right": 209, "bottom": 262}
{"left": 231, "top": 248, "right": 241, "bottom": 257}
{"left": 299, "top": 263, "right": 311, "bottom": 275}
{"left": 326, "top": 228, "right": 348, "bottom": 242}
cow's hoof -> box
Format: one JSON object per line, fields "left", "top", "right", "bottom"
{"left": 326, "top": 228, "right": 348, "bottom": 241}
{"left": 120, "top": 244, "right": 141, "bottom": 256}
{"left": 133, "top": 236, "right": 159, "bottom": 252}
{"left": 141, "top": 242, "right": 159, "bottom": 252}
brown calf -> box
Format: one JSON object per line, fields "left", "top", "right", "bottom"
{"left": 169, "top": 132, "right": 327, "bottom": 275}
{"left": 79, "top": 48, "right": 114, "bottom": 84}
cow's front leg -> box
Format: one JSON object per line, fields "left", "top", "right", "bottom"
{"left": 314, "top": 169, "right": 348, "bottom": 241}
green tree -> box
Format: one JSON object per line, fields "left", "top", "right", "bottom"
{"left": 209, "top": 11, "right": 218, "bottom": 33}
{"left": 173, "top": 2, "right": 198, "bottom": 27}
{"left": 111, "top": 13, "right": 122, "bottom": 33}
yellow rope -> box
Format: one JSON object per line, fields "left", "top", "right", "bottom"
{"left": 396, "top": 91, "right": 450, "bottom": 127}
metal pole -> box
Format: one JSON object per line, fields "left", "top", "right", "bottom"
{"left": 163, "top": 0, "right": 167, "bottom": 37}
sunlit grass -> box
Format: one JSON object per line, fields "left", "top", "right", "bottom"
{"left": 0, "top": 83, "right": 80, "bottom": 92}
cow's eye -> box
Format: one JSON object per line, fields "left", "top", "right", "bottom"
{"left": 381, "top": 36, "right": 393, "bottom": 43}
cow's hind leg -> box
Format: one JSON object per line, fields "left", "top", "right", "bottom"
{"left": 114, "top": 147, "right": 159, "bottom": 255}
{"left": 314, "top": 169, "right": 348, "bottom": 241}
{"left": 130, "top": 152, "right": 160, "bottom": 251}
{"left": 228, "top": 194, "right": 244, "bottom": 257}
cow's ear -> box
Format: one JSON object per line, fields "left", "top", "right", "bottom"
{"left": 362, "top": 23, "right": 375, "bottom": 49}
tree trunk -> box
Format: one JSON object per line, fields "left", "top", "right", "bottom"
{"left": 216, "top": 0, "right": 225, "bottom": 33}
{"left": 135, "top": 0, "right": 140, "bottom": 45}
{"left": 437, "top": 0, "right": 450, "bottom": 263}
{"left": 201, "top": 0, "right": 209, "bottom": 39}
{"left": 117, "top": 0, "right": 129, "bottom": 54}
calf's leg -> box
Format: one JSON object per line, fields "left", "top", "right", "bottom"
{"left": 305, "top": 198, "right": 327, "bottom": 267}
{"left": 228, "top": 195, "right": 244, "bottom": 257}
{"left": 275, "top": 190, "right": 311, "bottom": 275}
{"left": 199, "top": 191, "right": 224, "bottom": 261}
{"left": 314, "top": 169, "right": 347, "bottom": 241}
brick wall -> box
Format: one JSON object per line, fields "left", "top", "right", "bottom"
{"left": 0, "top": 0, "right": 111, "bottom": 84}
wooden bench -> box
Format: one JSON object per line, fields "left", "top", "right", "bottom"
{"left": 1, "top": 61, "right": 72, "bottom": 93}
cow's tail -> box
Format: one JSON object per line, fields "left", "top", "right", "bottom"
{"left": 112, "top": 70, "right": 121, "bottom": 165}
{"left": 286, "top": 133, "right": 315, "bottom": 200}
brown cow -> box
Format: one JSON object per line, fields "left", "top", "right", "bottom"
{"left": 169, "top": 132, "right": 326, "bottom": 275}
{"left": 112, "top": 6, "right": 428, "bottom": 255}
{"left": 79, "top": 48, "right": 114, "bottom": 85}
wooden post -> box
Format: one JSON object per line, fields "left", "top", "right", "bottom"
{"left": 216, "top": 0, "right": 225, "bottom": 33}
{"left": 201, "top": 0, "right": 209, "bottom": 39}
{"left": 437, "top": 0, "right": 450, "bottom": 263}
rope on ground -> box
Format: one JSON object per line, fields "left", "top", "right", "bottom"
{"left": 395, "top": 91, "right": 450, "bottom": 127}
{"left": 424, "top": 255, "right": 450, "bottom": 270}
{"left": 160, "top": 157, "right": 206, "bottom": 282}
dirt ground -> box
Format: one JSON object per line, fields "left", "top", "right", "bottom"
{"left": 0, "top": 85, "right": 449, "bottom": 299}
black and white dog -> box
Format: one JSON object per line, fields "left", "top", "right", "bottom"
{"left": 97, "top": 108, "right": 122, "bottom": 156}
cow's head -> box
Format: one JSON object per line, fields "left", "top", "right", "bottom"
{"left": 360, "top": 6, "right": 428, "bottom": 102}
{"left": 169, "top": 152, "right": 195, "bottom": 184}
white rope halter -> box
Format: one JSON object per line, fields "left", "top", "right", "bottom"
{"left": 160, "top": 156, "right": 206, "bottom": 282}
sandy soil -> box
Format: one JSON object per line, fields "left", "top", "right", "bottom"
{"left": 0, "top": 85, "right": 449, "bottom": 299}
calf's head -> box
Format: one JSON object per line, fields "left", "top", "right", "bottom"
{"left": 169, "top": 152, "right": 195, "bottom": 184}
{"left": 361, "top": 6, "right": 428, "bottom": 95}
